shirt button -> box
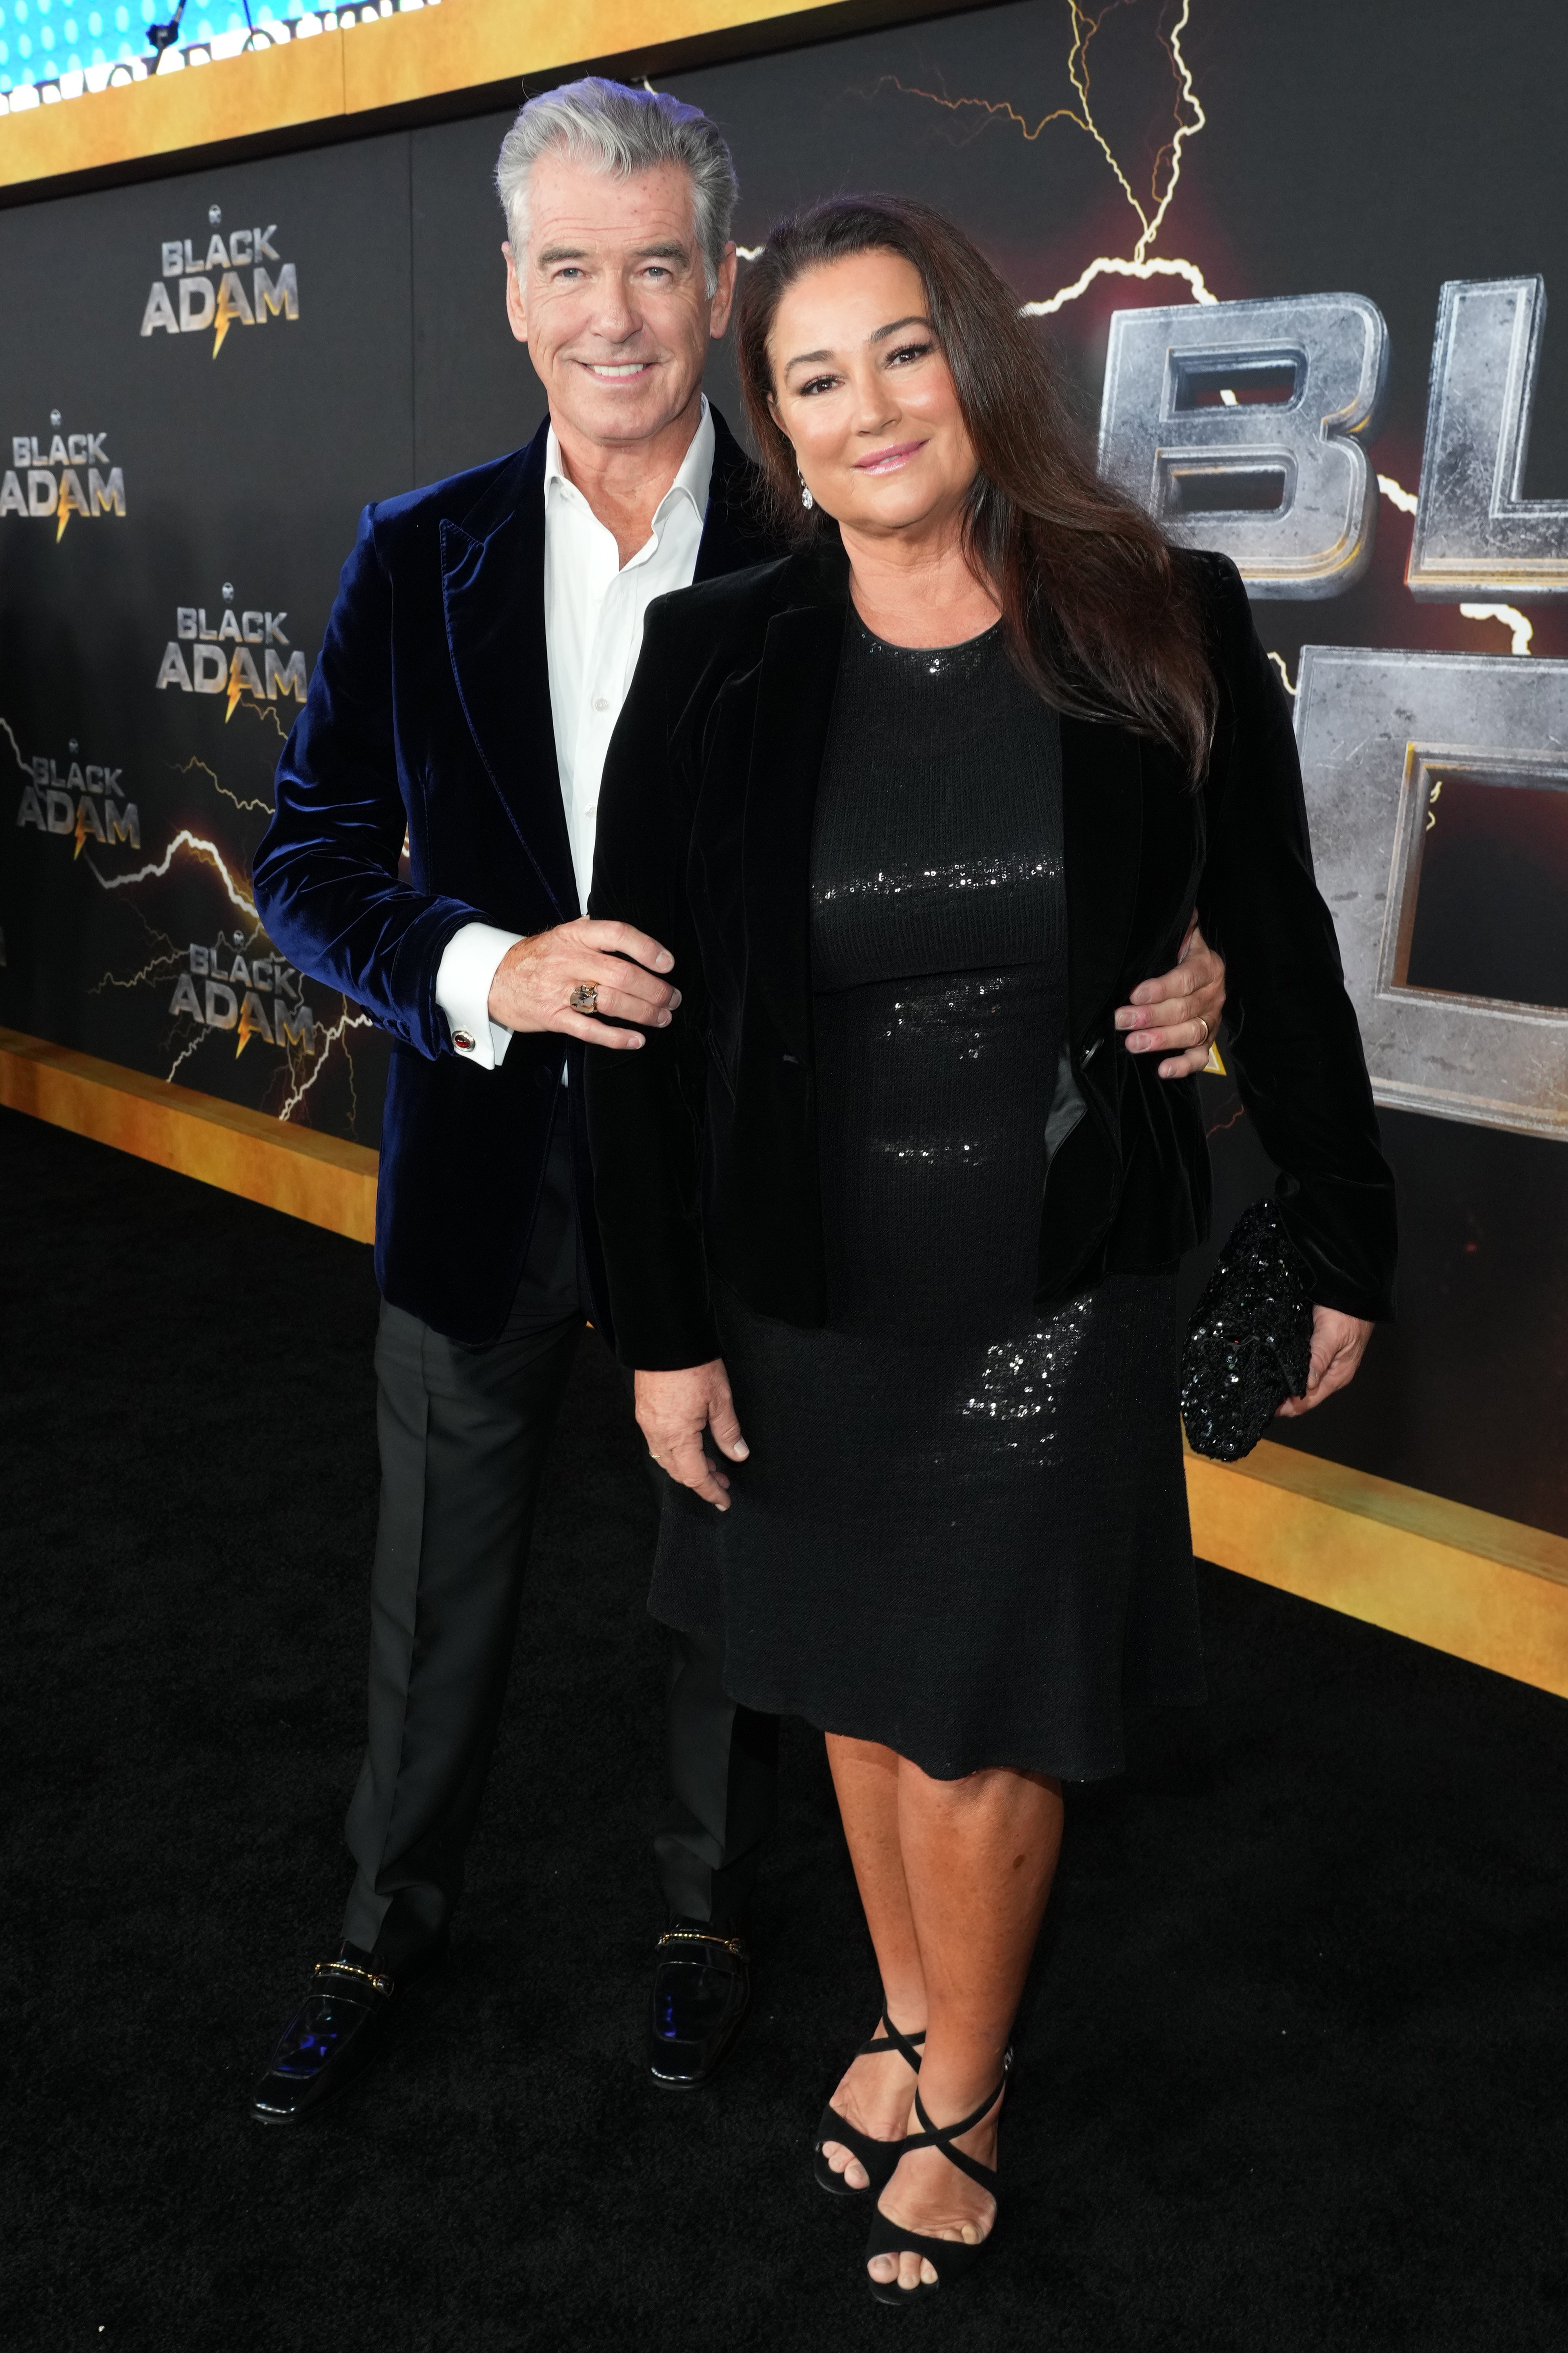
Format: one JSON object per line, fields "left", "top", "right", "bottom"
{"left": 453, "top": 1029, "right": 476, "bottom": 1054}
{"left": 592, "top": 696, "right": 610, "bottom": 713}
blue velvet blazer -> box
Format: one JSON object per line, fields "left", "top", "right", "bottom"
{"left": 252, "top": 409, "right": 775, "bottom": 1343}
{"left": 585, "top": 538, "right": 1397, "bottom": 1370}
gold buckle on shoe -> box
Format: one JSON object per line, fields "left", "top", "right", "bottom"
{"left": 656, "top": 1928, "right": 747, "bottom": 1959}
{"left": 313, "top": 1959, "right": 394, "bottom": 1997}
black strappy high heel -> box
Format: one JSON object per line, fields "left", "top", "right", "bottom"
{"left": 863, "top": 2066, "right": 1008, "bottom": 2303}
{"left": 812, "top": 2016, "right": 927, "bottom": 2196}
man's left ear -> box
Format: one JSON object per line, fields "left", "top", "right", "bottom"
{"left": 503, "top": 242, "right": 528, "bottom": 346}
{"left": 710, "top": 242, "right": 739, "bottom": 339}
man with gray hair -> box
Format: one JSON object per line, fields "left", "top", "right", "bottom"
{"left": 248, "top": 75, "right": 1226, "bottom": 2124}
{"left": 250, "top": 78, "right": 784, "bottom": 2115}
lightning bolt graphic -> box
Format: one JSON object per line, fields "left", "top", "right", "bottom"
{"left": 85, "top": 827, "right": 257, "bottom": 921}
{"left": 1378, "top": 474, "right": 1419, "bottom": 516}
{"left": 231, "top": 696, "right": 289, "bottom": 744}
{"left": 235, "top": 992, "right": 267, "bottom": 1055}
{"left": 1459, "top": 602, "right": 1534, "bottom": 655}
{"left": 0, "top": 714, "right": 30, "bottom": 776}
{"left": 165, "top": 1031, "right": 206, "bottom": 1082}
{"left": 55, "top": 475, "right": 73, "bottom": 542}
{"left": 72, "top": 799, "right": 90, "bottom": 858}
{"left": 275, "top": 1002, "right": 374, "bottom": 1122}
{"left": 91, "top": 942, "right": 184, "bottom": 995}
{"left": 858, "top": 2, "right": 1216, "bottom": 315}
{"left": 224, "top": 662, "right": 245, "bottom": 723}
{"left": 10, "top": 705, "right": 371, "bottom": 1135}
{"left": 170, "top": 753, "right": 273, "bottom": 813}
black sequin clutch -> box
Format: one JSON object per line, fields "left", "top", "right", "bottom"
{"left": 1181, "top": 1200, "right": 1315, "bottom": 1462}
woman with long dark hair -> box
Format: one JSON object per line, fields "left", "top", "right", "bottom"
{"left": 585, "top": 196, "right": 1394, "bottom": 2301}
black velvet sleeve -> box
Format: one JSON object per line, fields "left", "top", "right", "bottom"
{"left": 584, "top": 598, "right": 720, "bottom": 1370}
{"left": 1195, "top": 555, "right": 1397, "bottom": 1322}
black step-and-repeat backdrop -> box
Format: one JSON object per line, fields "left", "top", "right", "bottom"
{"left": 4, "top": 0, "right": 1568, "bottom": 1535}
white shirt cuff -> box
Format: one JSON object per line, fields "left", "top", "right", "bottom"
{"left": 434, "top": 922, "right": 525, "bottom": 1069}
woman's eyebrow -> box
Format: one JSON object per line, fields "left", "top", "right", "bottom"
{"left": 784, "top": 315, "right": 933, "bottom": 373}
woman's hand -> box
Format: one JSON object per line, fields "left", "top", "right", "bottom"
{"left": 636, "top": 1360, "right": 750, "bottom": 1510}
{"left": 1274, "top": 1307, "right": 1374, "bottom": 1418}
{"left": 1115, "top": 918, "right": 1225, "bottom": 1078}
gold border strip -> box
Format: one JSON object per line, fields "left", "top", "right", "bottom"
{"left": 1186, "top": 1440, "right": 1568, "bottom": 1701}
{"left": 0, "top": 0, "right": 867, "bottom": 195}
{"left": 0, "top": 1024, "right": 377, "bottom": 1242}
{"left": 7, "top": 1022, "right": 1566, "bottom": 1705}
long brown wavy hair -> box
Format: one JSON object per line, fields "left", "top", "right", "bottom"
{"left": 736, "top": 194, "right": 1216, "bottom": 780}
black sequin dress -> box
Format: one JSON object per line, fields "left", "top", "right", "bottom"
{"left": 650, "top": 616, "right": 1203, "bottom": 1780}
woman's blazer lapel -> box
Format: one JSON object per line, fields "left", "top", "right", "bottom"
{"left": 740, "top": 557, "right": 848, "bottom": 1062}
{"left": 440, "top": 424, "right": 578, "bottom": 920}
{"left": 1059, "top": 713, "right": 1144, "bottom": 1050}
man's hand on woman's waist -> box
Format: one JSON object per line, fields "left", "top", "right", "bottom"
{"left": 1115, "top": 917, "right": 1225, "bottom": 1079}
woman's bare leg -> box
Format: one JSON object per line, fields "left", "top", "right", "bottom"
{"left": 819, "top": 1734, "right": 929, "bottom": 2186}
{"left": 869, "top": 1759, "right": 1064, "bottom": 2291}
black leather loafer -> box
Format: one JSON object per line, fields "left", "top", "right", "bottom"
{"left": 250, "top": 1939, "right": 434, "bottom": 2125}
{"left": 648, "top": 1920, "right": 751, "bottom": 2090}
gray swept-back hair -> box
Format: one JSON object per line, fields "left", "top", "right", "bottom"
{"left": 496, "top": 78, "right": 739, "bottom": 296}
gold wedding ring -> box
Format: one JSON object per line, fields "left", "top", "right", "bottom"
{"left": 568, "top": 982, "right": 599, "bottom": 1014}
{"left": 1196, "top": 1016, "right": 1210, "bottom": 1046}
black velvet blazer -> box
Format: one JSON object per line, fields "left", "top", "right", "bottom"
{"left": 251, "top": 409, "right": 774, "bottom": 1344}
{"left": 585, "top": 537, "right": 1396, "bottom": 1371}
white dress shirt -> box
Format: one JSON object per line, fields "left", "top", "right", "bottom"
{"left": 434, "top": 400, "right": 716, "bottom": 1067}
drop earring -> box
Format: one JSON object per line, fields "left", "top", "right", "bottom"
{"left": 798, "top": 469, "right": 814, "bottom": 512}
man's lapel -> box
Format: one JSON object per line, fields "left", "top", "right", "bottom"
{"left": 741, "top": 540, "right": 849, "bottom": 1059}
{"left": 1059, "top": 712, "right": 1144, "bottom": 1042}
{"left": 440, "top": 422, "right": 577, "bottom": 919}
{"left": 694, "top": 404, "right": 775, "bottom": 582}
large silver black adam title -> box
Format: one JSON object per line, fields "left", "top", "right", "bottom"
{"left": 1099, "top": 276, "right": 1568, "bottom": 1142}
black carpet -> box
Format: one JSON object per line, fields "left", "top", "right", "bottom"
{"left": 4, "top": 1104, "right": 1566, "bottom": 2353}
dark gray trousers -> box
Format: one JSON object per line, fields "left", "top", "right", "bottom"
{"left": 342, "top": 1133, "right": 778, "bottom": 1966}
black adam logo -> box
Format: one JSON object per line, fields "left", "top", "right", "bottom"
{"left": 168, "top": 938, "right": 318, "bottom": 1056}
{"left": 140, "top": 203, "right": 299, "bottom": 358}
{"left": 15, "top": 746, "right": 139, "bottom": 855}
{"left": 156, "top": 590, "right": 309, "bottom": 718}
{"left": 2, "top": 412, "right": 126, "bottom": 539}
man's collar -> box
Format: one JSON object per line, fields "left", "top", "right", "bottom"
{"left": 544, "top": 394, "right": 714, "bottom": 527}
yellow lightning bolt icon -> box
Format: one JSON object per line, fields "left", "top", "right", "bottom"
{"left": 235, "top": 992, "right": 263, "bottom": 1055}
{"left": 225, "top": 658, "right": 245, "bottom": 723}
{"left": 55, "top": 475, "right": 72, "bottom": 542}
{"left": 72, "top": 797, "right": 89, "bottom": 858}
{"left": 212, "top": 280, "right": 242, "bottom": 359}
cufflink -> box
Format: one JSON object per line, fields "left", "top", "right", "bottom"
{"left": 453, "top": 1028, "right": 477, "bottom": 1054}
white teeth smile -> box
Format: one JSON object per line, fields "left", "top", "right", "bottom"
{"left": 589, "top": 363, "right": 651, "bottom": 376}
